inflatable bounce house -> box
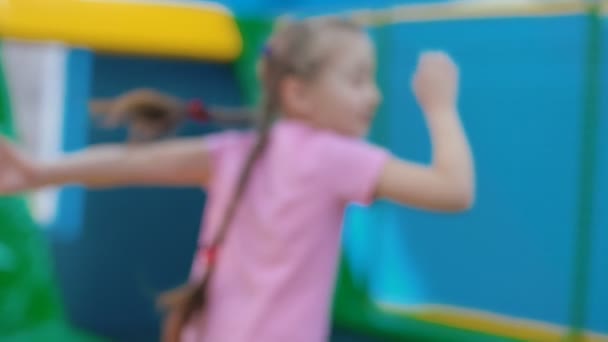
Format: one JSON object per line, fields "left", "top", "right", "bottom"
{"left": 1, "top": 0, "right": 607, "bottom": 341}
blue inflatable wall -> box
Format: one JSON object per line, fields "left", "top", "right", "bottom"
{"left": 359, "top": 13, "right": 607, "bottom": 335}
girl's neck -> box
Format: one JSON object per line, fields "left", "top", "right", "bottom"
{"left": 277, "top": 114, "right": 325, "bottom": 132}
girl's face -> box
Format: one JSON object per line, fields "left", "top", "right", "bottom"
{"left": 284, "top": 33, "right": 381, "bottom": 138}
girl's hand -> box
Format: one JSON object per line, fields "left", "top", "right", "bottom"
{"left": 89, "top": 89, "right": 184, "bottom": 142}
{"left": 412, "top": 51, "right": 459, "bottom": 115}
{"left": 0, "top": 138, "right": 40, "bottom": 195}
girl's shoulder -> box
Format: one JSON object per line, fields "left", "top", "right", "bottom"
{"left": 205, "top": 128, "right": 256, "bottom": 148}
{"left": 204, "top": 129, "right": 256, "bottom": 162}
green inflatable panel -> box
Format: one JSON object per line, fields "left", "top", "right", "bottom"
{"left": 0, "top": 48, "right": 14, "bottom": 138}
{"left": 0, "top": 42, "right": 104, "bottom": 342}
{"left": 234, "top": 17, "right": 275, "bottom": 106}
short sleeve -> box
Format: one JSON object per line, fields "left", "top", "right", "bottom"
{"left": 320, "top": 135, "right": 390, "bottom": 205}
{"left": 205, "top": 131, "right": 238, "bottom": 156}
{"left": 204, "top": 130, "right": 251, "bottom": 174}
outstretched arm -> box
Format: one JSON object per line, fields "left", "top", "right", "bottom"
{"left": 0, "top": 137, "right": 213, "bottom": 194}
{"left": 376, "top": 52, "right": 475, "bottom": 212}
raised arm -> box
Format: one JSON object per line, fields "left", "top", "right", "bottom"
{"left": 0, "top": 137, "right": 214, "bottom": 194}
{"left": 376, "top": 52, "right": 475, "bottom": 212}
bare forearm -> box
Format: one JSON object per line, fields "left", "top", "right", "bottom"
{"left": 37, "top": 145, "right": 147, "bottom": 188}
{"left": 426, "top": 108, "right": 474, "bottom": 196}
{"left": 376, "top": 52, "right": 474, "bottom": 211}
{"left": 35, "top": 139, "right": 210, "bottom": 189}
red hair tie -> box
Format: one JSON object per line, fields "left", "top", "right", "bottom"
{"left": 197, "top": 245, "right": 219, "bottom": 266}
{"left": 187, "top": 99, "right": 210, "bottom": 122}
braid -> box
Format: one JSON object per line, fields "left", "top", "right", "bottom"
{"left": 157, "top": 40, "right": 282, "bottom": 342}
{"left": 211, "top": 40, "right": 285, "bottom": 247}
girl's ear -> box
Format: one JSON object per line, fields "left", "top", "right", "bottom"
{"left": 280, "top": 75, "right": 312, "bottom": 117}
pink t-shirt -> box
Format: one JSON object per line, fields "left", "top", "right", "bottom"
{"left": 182, "top": 119, "right": 389, "bottom": 342}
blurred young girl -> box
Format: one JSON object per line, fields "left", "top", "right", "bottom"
{"left": 0, "top": 17, "right": 474, "bottom": 342}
